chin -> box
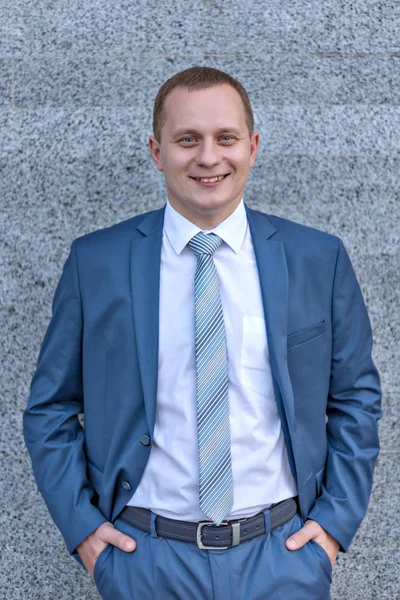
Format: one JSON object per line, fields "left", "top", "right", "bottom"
{"left": 193, "top": 198, "right": 228, "bottom": 212}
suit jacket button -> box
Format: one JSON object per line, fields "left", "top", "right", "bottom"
{"left": 140, "top": 434, "right": 151, "bottom": 446}
{"left": 121, "top": 481, "right": 132, "bottom": 491}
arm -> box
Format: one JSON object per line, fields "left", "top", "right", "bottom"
{"left": 287, "top": 237, "right": 382, "bottom": 560}
{"left": 23, "top": 240, "right": 108, "bottom": 557}
{"left": 307, "top": 237, "right": 382, "bottom": 551}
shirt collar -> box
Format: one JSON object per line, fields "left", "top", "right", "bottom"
{"left": 164, "top": 198, "right": 247, "bottom": 255}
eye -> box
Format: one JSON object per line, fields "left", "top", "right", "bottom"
{"left": 220, "top": 135, "right": 234, "bottom": 142}
{"left": 180, "top": 136, "right": 195, "bottom": 144}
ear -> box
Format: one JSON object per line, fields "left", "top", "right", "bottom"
{"left": 249, "top": 131, "right": 260, "bottom": 168}
{"left": 149, "top": 135, "right": 163, "bottom": 172}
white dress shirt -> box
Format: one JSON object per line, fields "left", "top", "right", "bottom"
{"left": 128, "top": 198, "right": 297, "bottom": 521}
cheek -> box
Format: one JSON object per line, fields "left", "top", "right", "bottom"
{"left": 231, "top": 164, "right": 250, "bottom": 178}
{"left": 160, "top": 151, "right": 186, "bottom": 171}
{"left": 163, "top": 162, "right": 183, "bottom": 180}
{"left": 228, "top": 150, "right": 251, "bottom": 169}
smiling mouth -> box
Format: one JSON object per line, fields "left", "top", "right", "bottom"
{"left": 190, "top": 174, "right": 230, "bottom": 183}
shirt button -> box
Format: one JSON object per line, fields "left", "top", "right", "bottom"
{"left": 140, "top": 434, "right": 151, "bottom": 446}
{"left": 121, "top": 481, "right": 132, "bottom": 491}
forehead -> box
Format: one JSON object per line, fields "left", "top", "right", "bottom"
{"left": 163, "top": 84, "right": 247, "bottom": 133}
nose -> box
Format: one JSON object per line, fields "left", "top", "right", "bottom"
{"left": 195, "top": 139, "right": 221, "bottom": 168}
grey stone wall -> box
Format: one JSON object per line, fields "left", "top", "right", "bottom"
{"left": 1, "top": 1, "right": 399, "bottom": 598}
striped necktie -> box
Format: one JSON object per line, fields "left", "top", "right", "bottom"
{"left": 188, "top": 232, "right": 234, "bottom": 525}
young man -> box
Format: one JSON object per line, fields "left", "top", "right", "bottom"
{"left": 24, "top": 66, "right": 381, "bottom": 599}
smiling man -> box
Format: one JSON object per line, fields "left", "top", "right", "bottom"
{"left": 24, "top": 66, "right": 381, "bottom": 599}
{"left": 148, "top": 83, "right": 259, "bottom": 229}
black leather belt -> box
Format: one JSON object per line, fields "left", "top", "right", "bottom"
{"left": 119, "top": 497, "right": 298, "bottom": 550}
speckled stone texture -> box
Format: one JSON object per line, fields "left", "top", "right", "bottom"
{"left": 0, "top": 59, "right": 11, "bottom": 105}
{"left": 1, "top": 0, "right": 399, "bottom": 598}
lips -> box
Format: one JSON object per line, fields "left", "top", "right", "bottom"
{"left": 189, "top": 173, "right": 230, "bottom": 188}
{"left": 190, "top": 174, "right": 230, "bottom": 182}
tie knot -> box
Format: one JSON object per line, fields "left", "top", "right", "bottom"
{"left": 188, "top": 232, "right": 223, "bottom": 257}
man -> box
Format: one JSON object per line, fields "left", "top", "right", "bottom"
{"left": 23, "top": 66, "right": 382, "bottom": 599}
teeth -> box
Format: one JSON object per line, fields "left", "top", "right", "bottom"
{"left": 196, "top": 175, "right": 226, "bottom": 183}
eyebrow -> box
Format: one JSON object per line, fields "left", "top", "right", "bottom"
{"left": 172, "top": 127, "right": 242, "bottom": 138}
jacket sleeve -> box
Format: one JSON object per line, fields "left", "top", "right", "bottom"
{"left": 23, "top": 240, "right": 108, "bottom": 557}
{"left": 308, "top": 237, "right": 382, "bottom": 551}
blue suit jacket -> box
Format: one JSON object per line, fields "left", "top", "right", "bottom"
{"left": 23, "top": 204, "right": 382, "bottom": 561}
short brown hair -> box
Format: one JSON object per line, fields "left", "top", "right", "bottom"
{"left": 153, "top": 66, "right": 254, "bottom": 142}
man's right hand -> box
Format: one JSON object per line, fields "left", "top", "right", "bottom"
{"left": 77, "top": 522, "right": 136, "bottom": 578}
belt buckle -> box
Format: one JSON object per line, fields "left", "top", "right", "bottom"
{"left": 196, "top": 521, "right": 229, "bottom": 550}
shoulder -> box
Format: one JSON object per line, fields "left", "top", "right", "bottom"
{"left": 71, "top": 207, "right": 163, "bottom": 252}
{"left": 248, "top": 207, "right": 340, "bottom": 251}
{"left": 271, "top": 214, "right": 338, "bottom": 247}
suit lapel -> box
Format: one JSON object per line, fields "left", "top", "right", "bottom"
{"left": 130, "top": 203, "right": 295, "bottom": 441}
{"left": 245, "top": 204, "right": 295, "bottom": 434}
{"left": 130, "top": 206, "right": 165, "bottom": 436}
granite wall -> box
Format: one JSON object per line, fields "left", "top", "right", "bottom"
{"left": 1, "top": 0, "right": 399, "bottom": 598}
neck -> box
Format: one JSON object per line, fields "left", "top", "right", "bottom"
{"left": 168, "top": 199, "right": 241, "bottom": 230}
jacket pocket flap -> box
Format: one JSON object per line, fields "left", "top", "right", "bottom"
{"left": 288, "top": 319, "right": 328, "bottom": 349}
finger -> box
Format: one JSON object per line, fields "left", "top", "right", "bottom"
{"left": 286, "top": 520, "right": 320, "bottom": 551}
{"left": 97, "top": 522, "right": 136, "bottom": 552}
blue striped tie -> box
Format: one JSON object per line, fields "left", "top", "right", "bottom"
{"left": 188, "top": 232, "right": 234, "bottom": 525}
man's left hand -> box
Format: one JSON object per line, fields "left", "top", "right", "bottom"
{"left": 285, "top": 519, "right": 340, "bottom": 568}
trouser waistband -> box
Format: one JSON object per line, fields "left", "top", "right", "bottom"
{"left": 120, "top": 497, "right": 298, "bottom": 550}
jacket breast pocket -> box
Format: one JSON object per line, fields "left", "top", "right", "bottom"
{"left": 241, "top": 316, "right": 274, "bottom": 398}
{"left": 287, "top": 319, "right": 328, "bottom": 349}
